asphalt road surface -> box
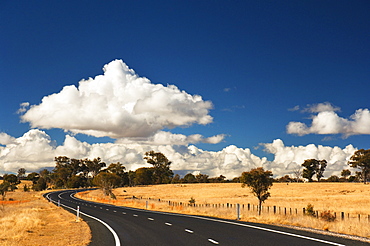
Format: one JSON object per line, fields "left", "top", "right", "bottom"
{"left": 45, "top": 190, "right": 369, "bottom": 246}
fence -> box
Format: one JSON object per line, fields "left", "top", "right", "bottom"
{"left": 131, "top": 196, "right": 370, "bottom": 223}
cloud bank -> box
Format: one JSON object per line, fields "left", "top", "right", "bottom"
{"left": 287, "top": 103, "right": 370, "bottom": 137}
{"left": 21, "top": 60, "right": 213, "bottom": 139}
{"left": 0, "top": 130, "right": 357, "bottom": 179}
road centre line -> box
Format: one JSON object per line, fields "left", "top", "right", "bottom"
{"left": 208, "top": 239, "right": 219, "bottom": 245}
{"left": 185, "top": 229, "right": 194, "bottom": 234}
{"left": 165, "top": 223, "right": 172, "bottom": 226}
{"left": 148, "top": 217, "right": 154, "bottom": 221}
{"left": 68, "top": 191, "right": 344, "bottom": 246}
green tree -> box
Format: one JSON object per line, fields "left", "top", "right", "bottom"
{"left": 93, "top": 172, "right": 121, "bottom": 198}
{"left": 144, "top": 151, "right": 173, "bottom": 184}
{"left": 66, "top": 174, "right": 87, "bottom": 188}
{"left": 3, "top": 174, "right": 20, "bottom": 191}
{"left": 240, "top": 167, "right": 273, "bottom": 215}
{"left": 17, "top": 168, "right": 26, "bottom": 180}
{"left": 348, "top": 149, "right": 370, "bottom": 184}
{"left": 340, "top": 169, "right": 351, "bottom": 180}
{"left": 33, "top": 177, "right": 47, "bottom": 191}
{"left": 302, "top": 159, "right": 327, "bottom": 182}
{"left": 82, "top": 158, "right": 106, "bottom": 178}
{"left": 326, "top": 175, "right": 340, "bottom": 182}
{"left": 183, "top": 173, "right": 196, "bottom": 183}
{"left": 106, "top": 162, "right": 127, "bottom": 186}
{"left": 0, "top": 181, "right": 10, "bottom": 200}
{"left": 171, "top": 174, "right": 181, "bottom": 184}
{"left": 195, "top": 173, "right": 209, "bottom": 183}
{"left": 134, "top": 167, "right": 154, "bottom": 185}
{"left": 27, "top": 172, "right": 40, "bottom": 184}
{"left": 209, "top": 175, "right": 226, "bottom": 183}
{"left": 106, "top": 162, "right": 126, "bottom": 176}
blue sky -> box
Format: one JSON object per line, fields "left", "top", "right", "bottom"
{"left": 1, "top": 1, "right": 369, "bottom": 177}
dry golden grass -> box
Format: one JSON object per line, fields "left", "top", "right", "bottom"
{"left": 0, "top": 181, "right": 91, "bottom": 246}
{"left": 78, "top": 182, "right": 370, "bottom": 239}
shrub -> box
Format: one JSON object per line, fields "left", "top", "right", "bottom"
{"left": 189, "top": 197, "right": 195, "bottom": 206}
{"left": 320, "top": 210, "right": 336, "bottom": 222}
{"left": 23, "top": 184, "right": 30, "bottom": 192}
{"left": 305, "top": 203, "right": 316, "bottom": 217}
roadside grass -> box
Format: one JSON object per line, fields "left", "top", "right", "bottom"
{"left": 77, "top": 182, "right": 370, "bottom": 239}
{"left": 0, "top": 181, "right": 91, "bottom": 246}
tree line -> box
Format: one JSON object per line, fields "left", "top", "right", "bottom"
{"left": 1, "top": 148, "right": 369, "bottom": 200}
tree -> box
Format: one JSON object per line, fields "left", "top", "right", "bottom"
{"left": 0, "top": 181, "right": 10, "bottom": 200}
{"left": 292, "top": 167, "right": 302, "bottom": 182}
{"left": 27, "top": 172, "right": 40, "bottom": 184}
{"left": 315, "top": 160, "right": 327, "bottom": 182}
{"left": 134, "top": 167, "right": 154, "bottom": 185}
{"left": 240, "top": 167, "right": 273, "bottom": 215}
{"left": 171, "top": 174, "right": 181, "bottom": 184}
{"left": 93, "top": 172, "right": 121, "bottom": 198}
{"left": 183, "top": 173, "right": 196, "bottom": 183}
{"left": 348, "top": 149, "right": 370, "bottom": 184}
{"left": 66, "top": 174, "right": 87, "bottom": 188}
{"left": 195, "top": 173, "right": 209, "bottom": 183}
{"left": 209, "top": 175, "right": 227, "bottom": 183}
{"left": 82, "top": 157, "right": 106, "bottom": 178}
{"left": 144, "top": 151, "right": 173, "bottom": 184}
{"left": 106, "top": 162, "right": 126, "bottom": 176}
{"left": 302, "top": 159, "right": 327, "bottom": 182}
{"left": 17, "top": 168, "right": 26, "bottom": 180}
{"left": 106, "top": 162, "right": 127, "bottom": 186}
{"left": 277, "top": 175, "right": 293, "bottom": 183}
{"left": 326, "top": 175, "right": 340, "bottom": 182}
{"left": 341, "top": 169, "right": 351, "bottom": 180}
{"left": 33, "top": 177, "right": 47, "bottom": 191}
{"left": 3, "top": 174, "right": 20, "bottom": 191}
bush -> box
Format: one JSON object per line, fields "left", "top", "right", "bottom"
{"left": 305, "top": 203, "right": 316, "bottom": 217}
{"left": 23, "top": 184, "right": 30, "bottom": 192}
{"left": 320, "top": 210, "right": 336, "bottom": 222}
{"left": 188, "top": 197, "right": 195, "bottom": 206}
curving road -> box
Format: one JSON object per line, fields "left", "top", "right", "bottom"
{"left": 45, "top": 190, "right": 369, "bottom": 246}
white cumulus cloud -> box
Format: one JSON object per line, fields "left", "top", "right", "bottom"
{"left": 0, "top": 130, "right": 358, "bottom": 179}
{"left": 21, "top": 59, "right": 213, "bottom": 139}
{"left": 115, "top": 131, "right": 225, "bottom": 146}
{"left": 262, "top": 139, "right": 357, "bottom": 177}
{"left": 287, "top": 103, "right": 370, "bottom": 137}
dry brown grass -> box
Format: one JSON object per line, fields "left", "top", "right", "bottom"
{"left": 77, "top": 182, "right": 370, "bottom": 239}
{"left": 0, "top": 181, "right": 91, "bottom": 246}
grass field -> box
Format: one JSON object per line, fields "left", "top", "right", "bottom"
{"left": 78, "top": 182, "right": 370, "bottom": 239}
{"left": 0, "top": 181, "right": 91, "bottom": 246}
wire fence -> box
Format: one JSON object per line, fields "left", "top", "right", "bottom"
{"left": 132, "top": 196, "right": 370, "bottom": 223}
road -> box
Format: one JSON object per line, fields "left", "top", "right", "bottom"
{"left": 45, "top": 190, "right": 369, "bottom": 246}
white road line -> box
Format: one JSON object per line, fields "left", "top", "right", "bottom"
{"left": 67, "top": 190, "right": 345, "bottom": 246}
{"left": 185, "top": 229, "right": 194, "bottom": 234}
{"left": 133, "top": 214, "right": 138, "bottom": 217}
{"left": 148, "top": 217, "right": 154, "bottom": 221}
{"left": 122, "top": 212, "right": 126, "bottom": 215}
{"left": 165, "top": 223, "right": 172, "bottom": 226}
{"left": 47, "top": 191, "right": 121, "bottom": 246}
{"left": 208, "top": 239, "right": 219, "bottom": 244}
{"left": 175, "top": 214, "right": 345, "bottom": 246}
